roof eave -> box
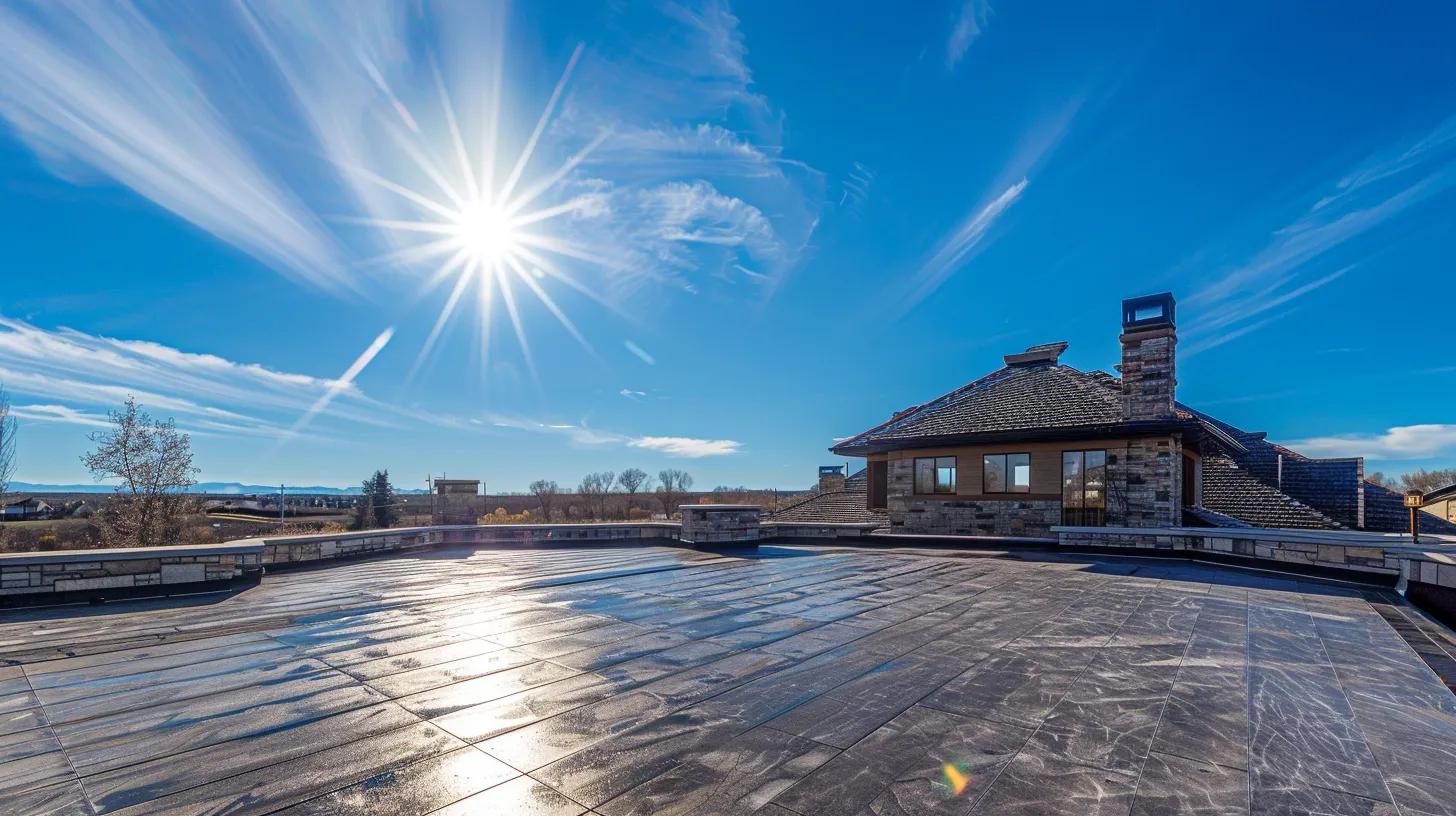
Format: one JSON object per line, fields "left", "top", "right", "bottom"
{"left": 831, "top": 419, "right": 1207, "bottom": 455}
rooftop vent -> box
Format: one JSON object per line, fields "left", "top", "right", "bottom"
{"left": 1004, "top": 341, "right": 1069, "bottom": 366}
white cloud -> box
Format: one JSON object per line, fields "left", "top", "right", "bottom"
{"left": 947, "top": 0, "right": 993, "bottom": 70}
{"left": 620, "top": 388, "right": 646, "bottom": 400}
{"left": 489, "top": 415, "right": 739, "bottom": 458}
{"left": 630, "top": 436, "right": 742, "bottom": 458}
{"left": 1286, "top": 424, "right": 1456, "bottom": 460}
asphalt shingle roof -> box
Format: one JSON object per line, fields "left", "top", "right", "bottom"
{"left": 1199, "top": 455, "right": 1343, "bottom": 530}
{"left": 770, "top": 470, "right": 887, "bottom": 527}
{"left": 833, "top": 363, "right": 1138, "bottom": 454}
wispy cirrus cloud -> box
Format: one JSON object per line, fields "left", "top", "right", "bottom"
{"left": 946, "top": 0, "right": 993, "bottom": 70}
{"left": 839, "top": 161, "right": 875, "bottom": 217}
{"left": 1183, "top": 114, "right": 1456, "bottom": 355}
{"left": 892, "top": 178, "right": 1027, "bottom": 317}
{"left": 9, "top": 404, "right": 112, "bottom": 430}
{"left": 1286, "top": 424, "right": 1456, "bottom": 460}
{"left": 0, "top": 2, "right": 349, "bottom": 290}
{"left": 0, "top": 316, "right": 395, "bottom": 438}
{"left": 888, "top": 94, "right": 1083, "bottom": 320}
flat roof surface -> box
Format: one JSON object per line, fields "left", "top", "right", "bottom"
{"left": 2, "top": 544, "right": 1455, "bottom": 815}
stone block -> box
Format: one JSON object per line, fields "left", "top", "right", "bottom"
{"left": 160, "top": 563, "right": 207, "bottom": 584}
{"left": 55, "top": 574, "right": 135, "bottom": 592}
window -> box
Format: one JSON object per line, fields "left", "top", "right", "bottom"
{"left": 982, "top": 453, "right": 1030, "bottom": 493}
{"left": 1062, "top": 450, "right": 1107, "bottom": 526}
{"left": 913, "top": 456, "right": 956, "bottom": 494}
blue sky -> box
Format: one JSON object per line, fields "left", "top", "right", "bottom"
{"left": 0, "top": 1, "right": 1453, "bottom": 491}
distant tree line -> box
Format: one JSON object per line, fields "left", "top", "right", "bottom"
{"left": 1368, "top": 468, "right": 1456, "bottom": 494}
{"left": 526, "top": 468, "right": 696, "bottom": 522}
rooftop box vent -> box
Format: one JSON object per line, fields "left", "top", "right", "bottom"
{"left": 1122, "top": 292, "right": 1176, "bottom": 330}
{"left": 1004, "top": 341, "right": 1069, "bottom": 366}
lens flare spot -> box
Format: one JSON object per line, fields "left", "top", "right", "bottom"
{"left": 942, "top": 763, "right": 971, "bottom": 797}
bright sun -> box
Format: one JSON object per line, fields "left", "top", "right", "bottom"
{"left": 451, "top": 201, "right": 520, "bottom": 266}
{"left": 346, "top": 44, "right": 604, "bottom": 378}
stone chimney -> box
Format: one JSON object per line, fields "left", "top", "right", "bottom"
{"left": 818, "top": 465, "right": 847, "bottom": 493}
{"left": 1119, "top": 293, "right": 1177, "bottom": 421}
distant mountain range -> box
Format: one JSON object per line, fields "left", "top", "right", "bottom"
{"left": 8, "top": 481, "right": 430, "bottom": 496}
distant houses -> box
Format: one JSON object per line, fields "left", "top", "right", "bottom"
{"left": 2, "top": 497, "right": 55, "bottom": 521}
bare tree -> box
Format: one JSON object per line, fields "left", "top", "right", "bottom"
{"left": 529, "top": 479, "right": 560, "bottom": 521}
{"left": 618, "top": 467, "right": 648, "bottom": 496}
{"left": 1395, "top": 468, "right": 1456, "bottom": 494}
{"left": 618, "top": 467, "right": 648, "bottom": 516}
{"left": 655, "top": 469, "right": 693, "bottom": 517}
{"left": 81, "top": 397, "right": 199, "bottom": 548}
{"left": 578, "top": 471, "right": 616, "bottom": 520}
{"left": 1366, "top": 471, "right": 1395, "bottom": 490}
{"left": 0, "top": 385, "right": 15, "bottom": 500}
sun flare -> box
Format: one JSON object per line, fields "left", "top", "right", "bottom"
{"left": 342, "top": 44, "right": 603, "bottom": 380}
{"left": 451, "top": 201, "right": 520, "bottom": 267}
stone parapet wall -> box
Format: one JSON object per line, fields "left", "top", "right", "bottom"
{"left": 763, "top": 522, "right": 881, "bottom": 540}
{"left": 680, "top": 505, "right": 760, "bottom": 545}
{"left": 0, "top": 543, "right": 262, "bottom": 602}
{"left": 264, "top": 522, "right": 683, "bottom": 565}
{"left": 1055, "top": 525, "right": 1456, "bottom": 587}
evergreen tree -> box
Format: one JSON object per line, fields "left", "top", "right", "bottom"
{"left": 353, "top": 477, "right": 373, "bottom": 530}
{"left": 370, "top": 469, "right": 397, "bottom": 528}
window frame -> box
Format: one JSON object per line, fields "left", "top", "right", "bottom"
{"left": 1062, "top": 449, "right": 1109, "bottom": 526}
{"left": 982, "top": 452, "right": 1031, "bottom": 494}
{"left": 913, "top": 456, "right": 957, "bottom": 495}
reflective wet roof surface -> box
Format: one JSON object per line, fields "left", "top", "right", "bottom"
{"left": 2, "top": 543, "right": 1455, "bottom": 816}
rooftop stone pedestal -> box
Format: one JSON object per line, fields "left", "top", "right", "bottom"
{"left": 679, "top": 504, "right": 760, "bottom": 548}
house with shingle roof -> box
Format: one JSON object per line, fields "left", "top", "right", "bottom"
{"left": 827, "top": 293, "right": 1456, "bottom": 538}
{"left": 772, "top": 468, "right": 888, "bottom": 527}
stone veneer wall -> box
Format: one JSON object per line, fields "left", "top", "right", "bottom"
{"left": 886, "top": 458, "right": 1061, "bottom": 536}
{"left": 679, "top": 505, "right": 761, "bottom": 545}
{"left": 1113, "top": 436, "right": 1182, "bottom": 527}
{"left": 0, "top": 544, "right": 261, "bottom": 601}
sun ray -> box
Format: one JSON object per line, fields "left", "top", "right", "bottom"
{"left": 477, "top": 15, "right": 507, "bottom": 205}
{"left": 431, "top": 57, "right": 480, "bottom": 205}
{"left": 387, "top": 125, "right": 468, "bottom": 211}
{"left": 505, "top": 254, "right": 594, "bottom": 354}
{"left": 409, "top": 257, "right": 475, "bottom": 382}
{"left": 353, "top": 235, "right": 461, "bottom": 270}
{"left": 505, "top": 128, "right": 611, "bottom": 217}
{"left": 512, "top": 231, "right": 616, "bottom": 267}
{"left": 498, "top": 43, "right": 584, "bottom": 204}
{"left": 337, "top": 164, "right": 463, "bottom": 222}
{"left": 495, "top": 264, "right": 540, "bottom": 386}
{"left": 335, "top": 217, "right": 460, "bottom": 236}
{"left": 508, "top": 196, "right": 596, "bottom": 228}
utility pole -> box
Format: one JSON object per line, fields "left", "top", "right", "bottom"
{"left": 279, "top": 484, "right": 285, "bottom": 527}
